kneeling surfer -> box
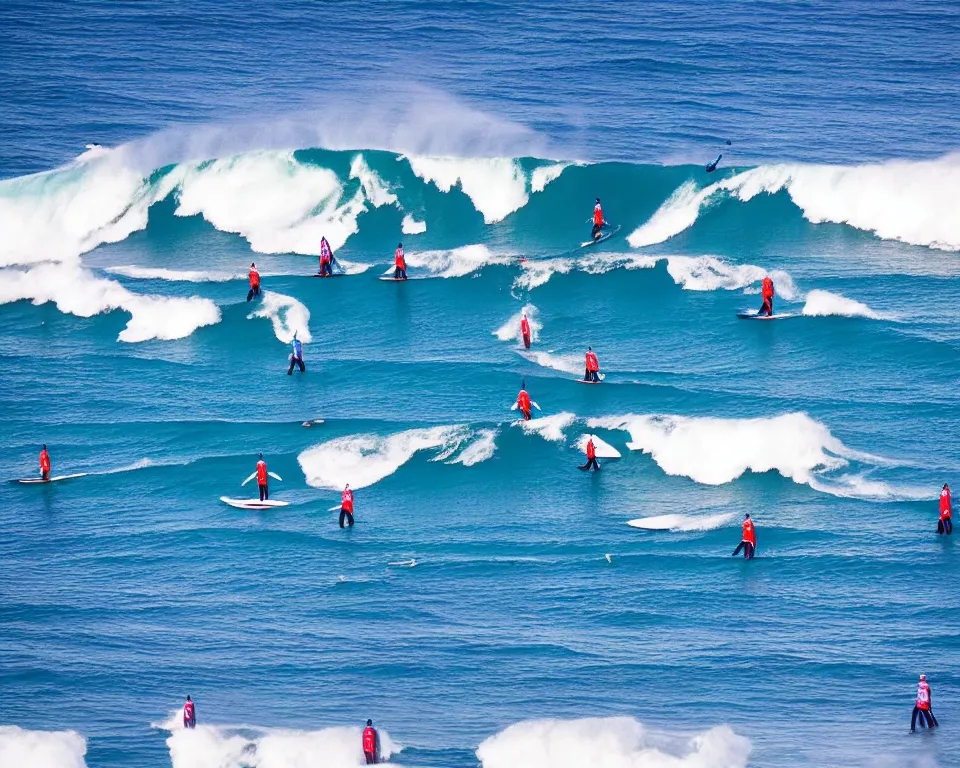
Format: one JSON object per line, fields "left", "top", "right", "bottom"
{"left": 394, "top": 243, "right": 407, "bottom": 280}
{"left": 340, "top": 483, "right": 354, "bottom": 528}
{"left": 939, "top": 482, "right": 952, "bottom": 535}
{"left": 362, "top": 719, "right": 380, "bottom": 764}
{"left": 579, "top": 436, "right": 600, "bottom": 472}
{"left": 732, "top": 513, "right": 756, "bottom": 559}
{"left": 288, "top": 332, "right": 305, "bottom": 375}
{"left": 247, "top": 263, "right": 261, "bottom": 301}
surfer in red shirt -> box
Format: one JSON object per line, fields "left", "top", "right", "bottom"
{"left": 362, "top": 719, "right": 380, "bottom": 764}
{"left": 521, "top": 313, "right": 531, "bottom": 349}
{"left": 939, "top": 483, "right": 952, "bottom": 535}
{"left": 40, "top": 444, "right": 51, "bottom": 481}
{"left": 183, "top": 695, "right": 196, "bottom": 728}
{"left": 394, "top": 243, "right": 407, "bottom": 280}
{"left": 584, "top": 347, "right": 601, "bottom": 383}
{"left": 732, "top": 513, "right": 756, "bottom": 559}
{"left": 591, "top": 198, "right": 605, "bottom": 240}
{"left": 579, "top": 436, "right": 601, "bottom": 471}
{"left": 256, "top": 453, "right": 269, "bottom": 501}
{"left": 516, "top": 382, "right": 532, "bottom": 421}
{"left": 340, "top": 484, "right": 355, "bottom": 528}
{"left": 247, "top": 263, "right": 261, "bottom": 302}
{"left": 758, "top": 276, "right": 774, "bottom": 316}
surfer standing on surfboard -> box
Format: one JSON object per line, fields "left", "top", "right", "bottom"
{"left": 516, "top": 381, "right": 532, "bottom": 421}
{"left": 394, "top": 243, "right": 407, "bottom": 280}
{"left": 938, "top": 483, "right": 952, "bottom": 535}
{"left": 247, "top": 263, "right": 261, "bottom": 302}
{"left": 732, "top": 514, "right": 757, "bottom": 559}
{"left": 758, "top": 276, "right": 775, "bottom": 316}
{"left": 340, "top": 484, "right": 355, "bottom": 528}
{"left": 521, "top": 313, "right": 531, "bottom": 349}
{"left": 288, "top": 332, "right": 305, "bottom": 375}
{"left": 40, "top": 444, "right": 51, "bottom": 481}
{"left": 584, "top": 347, "right": 601, "bottom": 383}
{"left": 579, "top": 437, "right": 600, "bottom": 472}
{"left": 318, "top": 236, "right": 334, "bottom": 276}
{"left": 591, "top": 198, "right": 606, "bottom": 241}
{"left": 256, "top": 453, "right": 269, "bottom": 501}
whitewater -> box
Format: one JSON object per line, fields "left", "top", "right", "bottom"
{"left": 3, "top": 2, "right": 960, "bottom": 768}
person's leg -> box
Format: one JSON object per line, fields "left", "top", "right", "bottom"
{"left": 288, "top": 358, "right": 295, "bottom": 375}
{"left": 247, "top": 289, "right": 254, "bottom": 302}
{"left": 746, "top": 542, "right": 755, "bottom": 559}
{"left": 911, "top": 706, "right": 920, "bottom": 731}
{"left": 394, "top": 267, "right": 401, "bottom": 279}
{"left": 42, "top": 470, "right": 49, "bottom": 481}
{"left": 928, "top": 708, "right": 939, "bottom": 727}
{"left": 733, "top": 542, "right": 745, "bottom": 557}
{"left": 939, "top": 519, "right": 945, "bottom": 534}
{"left": 348, "top": 511, "right": 354, "bottom": 527}
{"left": 947, "top": 518, "right": 953, "bottom": 535}
{"left": 298, "top": 359, "right": 305, "bottom": 372}
{"left": 339, "top": 510, "right": 346, "bottom": 528}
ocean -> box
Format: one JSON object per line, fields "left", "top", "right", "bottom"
{"left": 1, "top": 1, "right": 959, "bottom": 767}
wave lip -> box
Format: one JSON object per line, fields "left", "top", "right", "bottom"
{"left": 801, "top": 289, "right": 890, "bottom": 319}
{"left": 0, "top": 263, "right": 220, "bottom": 342}
{"left": 0, "top": 725, "right": 88, "bottom": 768}
{"left": 628, "top": 512, "right": 734, "bottom": 531}
{"left": 477, "top": 716, "right": 750, "bottom": 768}
{"left": 406, "top": 244, "right": 513, "bottom": 278}
{"left": 248, "top": 291, "right": 312, "bottom": 344}
{"left": 519, "top": 412, "right": 576, "bottom": 442}
{"left": 494, "top": 303, "right": 541, "bottom": 345}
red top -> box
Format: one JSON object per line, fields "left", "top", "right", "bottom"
{"left": 742, "top": 519, "right": 756, "bottom": 546}
{"left": 395, "top": 248, "right": 405, "bottom": 268}
{"left": 40, "top": 449, "right": 50, "bottom": 472}
{"left": 585, "top": 351, "right": 599, "bottom": 372}
{"left": 517, "top": 390, "right": 531, "bottom": 411}
{"left": 342, "top": 488, "right": 354, "bottom": 512}
{"left": 762, "top": 277, "right": 774, "bottom": 299}
{"left": 249, "top": 268, "right": 260, "bottom": 288}
{"left": 521, "top": 317, "right": 530, "bottom": 337}
{"left": 256, "top": 460, "right": 267, "bottom": 484}
{"left": 586, "top": 439, "right": 596, "bottom": 459}
{"left": 183, "top": 701, "right": 195, "bottom": 721}
{"left": 940, "top": 487, "right": 951, "bottom": 519}
{"left": 362, "top": 726, "right": 376, "bottom": 753}
{"left": 593, "top": 204, "right": 603, "bottom": 226}
{"left": 917, "top": 681, "right": 931, "bottom": 710}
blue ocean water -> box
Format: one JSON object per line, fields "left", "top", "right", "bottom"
{"left": 1, "top": 2, "right": 960, "bottom": 767}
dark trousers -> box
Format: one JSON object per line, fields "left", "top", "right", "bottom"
{"left": 364, "top": 752, "right": 376, "bottom": 765}
{"left": 522, "top": 333, "right": 531, "bottom": 349}
{"left": 521, "top": 408, "right": 531, "bottom": 421}
{"left": 591, "top": 224, "right": 602, "bottom": 239}
{"left": 41, "top": 470, "right": 50, "bottom": 481}
{"left": 759, "top": 297, "right": 773, "bottom": 316}
{"left": 184, "top": 719, "right": 195, "bottom": 729}
{"left": 584, "top": 369, "right": 600, "bottom": 382}
{"left": 288, "top": 356, "right": 305, "bottom": 375}
{"left": 938, "top": 517, "right": 953, "bottom": 535}
{"left": 579, "top": 457, "right": 600, "bottom": 471}
{"left": 319, "top": 260, "right": 331, "bottom": 276}
{"left": 394, "top": 266, "right": 406, "bottom": 279}
{"left": 340, "top": 509, "right": 354, "bottom": 528}
{"left": 912, "top": 706, "right": 938, "bottom": 730}
{"left": 247, "top": 285, "right": 260, "bottom": 302}
{"left": 733, "top": 541, "right": 755, "bottom": 559}
{"left": 258, "top": 482, "right": 268, "bottom": 501}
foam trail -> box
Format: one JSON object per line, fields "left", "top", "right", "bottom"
{"left": 156, "top": 713, "right": 399, "bottom": 768}
{"left": 447, "top": 429, "right": 498, "bottom": 466}
{"left": 477, "top": 717, "right": 750, "bottom": 768}
{"left": 298, "top": 425, "right": 469, "bottom": 489}
{"left": 627, "top": 512, "right": 734, "bottom": 531}
{"left": 401, "top": 214, "right": 427, "bottom": 234}
{"left": 629, "top": 155, "right": 960, "bottom": 251}
{"left": 174, "top": 150, "right": 366, "bottom": 253}
{"left": 0, "top": 263, "right": 220, "bottom": 342}
{"left": 248, "top": 291, "right": 312, "bottom": 344}
{"left": 406, "top": 244, "right": 514, "bottom": 278}
{"left": 575, "top": 434, "right": 621, "bottom": 458}
{"left": 802, "top": 289, "right": 889, "bottom": 319}
{"left": 520, "top": 412, "right": 575, "bottom": 442}
{"left": 494, "top": 303, "right": 542, "bottom": 345}
{"left": 107, "top": 266, "right": 244, "bottom": 282}
{"left": 514, "top": 258, "right": 575, "bottom": 291}
{"left": 0, "top": 726, "right": 88, "bottom": 768}
{"left": 519, "top": 350, "right": 582, "bottom": 376}
{"left": 664, "top": 256, "right": 799, "bottom": 300}
{"left": 530, "top": 163, "right": 570, "bottom": 193}
{"left": 405, "top": 155, "right": 529, "bottom": 223}
{"left": 349, "top": 154, "right": 397, "bottom": 207}
{"left": 589, "top": 413, "right": 917, "bottom": 500}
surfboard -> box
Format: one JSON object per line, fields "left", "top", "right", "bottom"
{"left": 737, "top": 311, "right": 798, "bottom": 320}
{"left": 312, "top": 272, "right": 348, "bottom": 278}
{"left": 379, "top": 276, "right": 409, "bottom": 281}
{"left": 16, "top": 473, "right": 87, "bottom": 484}
{"left": 577, "top": 373, "right": 606, "bottom": 384}
{"left": 220, "top": 497, "right": 290, "bottom": 510}
{"left": 581, "top": 224, "right": 621, "bottom": 248}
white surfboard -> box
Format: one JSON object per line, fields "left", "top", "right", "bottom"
{"left": 737, "top": 311, "right": 797, "bottom": 320}
{"left": 577, "top": 373, "right": 606, "bottom": 384}
{"left": 581, "top": 224, "right": 621, "bottom": 248}
{"left": 220, "top": 497, "right": 290, "bottom": 510}
{"left": 16, "top": 473, "right": 87, "bottom": 484}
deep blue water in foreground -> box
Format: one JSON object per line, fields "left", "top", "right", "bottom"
{"left": 1, "top": 2, "right": 959, "bottom": 767}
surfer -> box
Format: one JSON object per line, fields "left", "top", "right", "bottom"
{"left": 318, "top": 236, "right": 334, "bottom": 276}
{"left": 516, "top": 381, "right": 532, "bottom": 421}
{"left": 340, "top": 483, "right": 354, "bottom": 528}
{"left": 732, "top": 513, "right": 756, "bottom": 559}
{"left": 521, "top": 313, "right": 532, "bottom": 349}
{"left": 287, "top": 332, "right": 305, "bottom": 375}
{"left": 247, "top": 263, "right": 261, "bottom": 302}
{"left": 591, "top": 198, "right": 605, "bottom": 241}
{"left": 256, "top": 453, "right": 269, "bottom": 501}
{"left": 939, "top": 483, "right": 952, "bottom": 535}
{"left": 183, "top": 695, "right": 196, "bottom": 729}
{"left": 362, "top": 719, "right": 380, "bottom": 764}
{"left": 579, "top": 436, "right": 600, "bottom": 472}
{"left": 394, "top": 242, "right": 407, "bottom": 280}
{"left": 584, "top": 347, "right": 601, "bottom": 383}
{"left": 758, "top": 276, "right": 774, "bottom": 317}
{"left": 40, "top": 444, "right": 51, "bottom": 481}
{"left": 911, "top": 675, "right": 938, "bottom": 731}
{"left": 705, "top": 154, "right": 722, "bottom": 173}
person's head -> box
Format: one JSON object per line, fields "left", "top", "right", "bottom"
{"left": 595, "top": 197, "right": 600, "bottom": 204}
{"left": 186, "top": 695, "right": 191, "bottom": 702}
{"left": 745, "top": 513, "right": 751, "bottom": 520}
{"left": 251, "top": 263, "right": 256, "bottom": 268}
{"left": 398, "top": 242, "right": 403, "bottom": 249}
{"left": 366, "top": 719, "right": 372, "bottom": 727}
{"left": 587, "top": 346, "right": 592, "bottom": 352}
{"left": 293, "top": 331, "right": 298, "bottom": 340}
{"left": 944, "top": 483, "right": 949, "bottom": 490}
{"left": 42, "top": 444, "right": 46, "bottom": 450}
{"left": 258, "top": 452, "right": 263, "bottom": 459}
{"left": 345, "top": 483, "right": 350, "bottom": 490}
{"left": 920, "top": 674, "right": 926, "bottom": 681}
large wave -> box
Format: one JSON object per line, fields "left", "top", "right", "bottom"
{"left": 477, "top": 716, "right": 750, "bottom": 768}
{"left": 248, "top": 291, "right": 312, "bottom": 344}
{"left": 628, "top": 154, "right": 960, "bottom": 252}
{"left": 589, "top": 412, "right": 925, "bottom": 500}
{"left": 0, "top": 263, "right": 221, "bottom": 342}
{"left": 0, "top": 726, "right": 87, "bottom": 768}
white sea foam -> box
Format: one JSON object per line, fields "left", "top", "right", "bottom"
{"left": 248, "top": 291, "right": 312, "bottom": 344}
{"left": 574, "top": 434, "right": 621, "bottom": 458}
{"left": 0, "top": 263, "right": 221, "bottom": 342}
{"left": 628, "top": 155, "right": 960, "bottom": 251}
{"left": 494, "top": 303, "right": 542, "bottom": 345}
{"left": 401, "top": 214, "right": 427, "bottom": 234}
{"left": 157, "top": 714, "right": 398, "bottom": 768}
{"left": 405, "top": 155, "right": 528, "bottom": 223}
{"left": 663, "top": 256, "right": 799, "bottom": 300}
{"left": 298, "top": 425, "right": 471, "bottom": 489}
{"left": 477, "top": 717, "right": 750, "bottom": 768}
{"left": 590, "top": 412, "right": 915, "bottom": 500}
{"left": 520, "top": 412, "right": 576, "bottom": 442}
{"left": 530, "top": 163, "right": 570, "bottom": 193}
{"left": 405, "top": 244, "right": 514, "bottom": 278}
{"left": 107, "top": 266, "right": 244, "bottom": 282}
{"left": 0, "top": 726, "right": 88, "bottom": 768}
{"left": 627, "top": 513, "right": 735, "bottom": 532}
{"left": 513, "top": 257, "right": 575, "bottom": 291}
{"left": 447, "top": 429, "right": 498, "bottom": 466}
{"left": 349, "top": 154, "right": 397, "bottom": 207}
{"left": 801, "top": 289, "right": 889, "bottom": 319}
{"left": 518, "top": 349, "right": 583, "bottom": 376}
